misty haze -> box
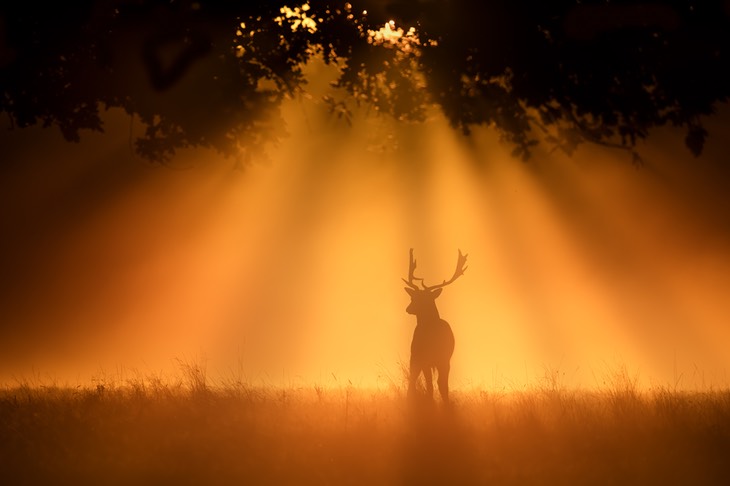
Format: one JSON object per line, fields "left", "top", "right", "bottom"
{"left": 2, "top": 1, "right": 730, "bottom": 485}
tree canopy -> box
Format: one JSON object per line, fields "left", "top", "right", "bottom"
{"left": 1, "top": 0, "right": 729, "bottom": 163}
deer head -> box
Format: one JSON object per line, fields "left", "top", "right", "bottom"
{"left": 402, "top": 248, "right": 468, "bottom": 316}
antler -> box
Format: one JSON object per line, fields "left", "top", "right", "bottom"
{"left": 402, "top": 248, "right": 423, "bottom": 290}
{"left": 423, "top": 249, "right": 468, "bottom": 291}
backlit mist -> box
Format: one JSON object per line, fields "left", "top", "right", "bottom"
{"left": 1, "top": 59, "right": 729, "bottom": 390}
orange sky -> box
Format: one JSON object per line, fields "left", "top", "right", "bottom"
{"left": 1, "top": 70, "right": 729, "bottom": 390}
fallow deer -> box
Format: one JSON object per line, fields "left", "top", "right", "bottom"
{"left": 402, "top": 248, "right": 468, "bottom": 403}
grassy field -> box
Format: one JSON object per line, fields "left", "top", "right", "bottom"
{"left": 2, "top": 374, "right": 730, "bottom": 486}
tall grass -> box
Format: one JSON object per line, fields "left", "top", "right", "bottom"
{"left": 2, "top": 372, "right": 729, "bottom": 486}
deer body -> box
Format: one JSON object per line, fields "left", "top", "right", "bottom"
{"left": 403, "top": 249, "right": 467, "bottom": 403}
{"left": 408, "top": 295, "right": 455, "bottom": 401}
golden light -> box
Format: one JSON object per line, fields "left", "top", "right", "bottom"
{"left": 0, "top": 55, "right": 729, "bottom": 392}
{"left": 276, "top": 4, "right": 318, "bottom": 33}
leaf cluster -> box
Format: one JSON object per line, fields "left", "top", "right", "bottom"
{"left": 1, "top": 1, "right": 728, "bottom": 162}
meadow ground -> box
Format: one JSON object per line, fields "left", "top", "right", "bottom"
{"left": 2, "top": 373, "right": 730, "bottom": 486}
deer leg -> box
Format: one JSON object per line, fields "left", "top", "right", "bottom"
{"left": 423, "top": 366, "right": 434, "bottom": 399}
{"left": 437, "top": 363, "right": 450, "bottom": 403}
{"left": 407, "top": 358, "right": 420, "bottom": 398}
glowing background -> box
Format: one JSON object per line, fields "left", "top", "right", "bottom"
{"left": 1, "top": 60, "right": 729, "bottom": 390}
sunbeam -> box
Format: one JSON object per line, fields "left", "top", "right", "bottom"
{"left": 1, "top": 83, "right": 729, "bottom": 390}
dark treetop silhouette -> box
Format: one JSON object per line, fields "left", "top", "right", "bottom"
{"left": 403, "top": 248, "right": 467, "bottom": 403}
{"left": 1, "top": 1, "right": 729, "bottom": 164}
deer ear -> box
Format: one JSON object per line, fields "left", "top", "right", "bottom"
{"left": 431, "top": 288, "right": 443, "bottom": 298}
{"left": 404, "top": 287, "right": 417, "bottom": 296}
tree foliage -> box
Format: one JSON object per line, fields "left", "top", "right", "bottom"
{"left": 1, "top": 0, "right": 728, "bottom": 163}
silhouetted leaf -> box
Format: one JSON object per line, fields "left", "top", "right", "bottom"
{"left": 685, "top": 124, "right": 709, "bottom": 157}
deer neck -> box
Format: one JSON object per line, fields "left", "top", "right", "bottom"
{"left": 416, "top": 305, "right": 440, "bottom": 325}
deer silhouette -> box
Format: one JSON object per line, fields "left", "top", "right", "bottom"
{"left": 403, "top": 248, "right": 468, "bottom": 403}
